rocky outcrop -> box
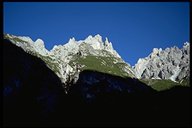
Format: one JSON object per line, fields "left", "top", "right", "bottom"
{"left": 3, "top": 39, "right": 155, "bottom": 126}
{"left": 4, "top": 33, "right": 189, "bottom": 85}
{"left": 134, "top": 42, "right": 190, "bottom": 82}
{"left": 3, "top": 36, "right": 190, "bottom": 127}
{"left": 4, "top": 34, "right": 134, "bottom": 93}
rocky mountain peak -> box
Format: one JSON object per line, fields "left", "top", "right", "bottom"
{"left": 34, "top": 39, "right": 48, "bottom": 55}
{"left": 104, "top": 37, "right": 112, "bottom": 47}
{"left": 84, "top": 34, "right": 102, "bottom": 42}
{"left": 17, "top": 36, "right": 34, "bottom": 44}
{"left": 94, "top": 34, "right": 102, "bottom": 42}
{"left": 134, "top": 42, "right": 190, "bottom": 82}
{"left": 183, "top": 42, "right": 189, "bottom": 53}
{"left": 34, "top": 39, "right": 45, "bottom": 47}
{"left": 5, "top": 33, "right": 189, "bottom": 88}
{"left": 184, "top": 42, "right": 189, "bottom": 47}
{"left": 150, "top": 48, "right": 162, "bottom": 58}
{"left": 104, "top": 37, "right": 109, "bottom": 45}
{"left": 83, "top": 34, "right": 103, "bottom": 50}
{"left": 4, "top": 34, "right": 127, "bottom": 91}
{"left": 64, "top": 37, "right": 79, "bottom": 48}
{"left": 68, "top": 37, "right": 76, "bottom": 44}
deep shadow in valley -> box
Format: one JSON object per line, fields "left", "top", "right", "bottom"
{"left": 3, "top": 39, "right": 191, "bottom": 127}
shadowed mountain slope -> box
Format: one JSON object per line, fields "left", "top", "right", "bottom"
{"left": 3, "top": 39, "right": 190, "bottom": 127}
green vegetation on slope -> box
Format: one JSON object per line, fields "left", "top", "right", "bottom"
{"left": 140, "top": 79, "right": 190, "bottom": 91}
{"left": 69, "top": 55, "right": 133, "bottom": 78}
{"left": 37, "top": 54, "right": 61, "bottom": 75}
{"left": 4, "top": 34, "right": 60, "bottom": 75}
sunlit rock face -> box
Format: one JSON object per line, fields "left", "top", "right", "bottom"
{"left": 4, "top": 33, "right": 190, "bottom": 88}
{"left": 4, "top": 34, "right": 134, "bottom": 93}
{"left": 134, "top": 42, "right": 190, "bottom": 82}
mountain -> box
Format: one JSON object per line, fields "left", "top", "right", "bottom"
{"left": 134, "top": 43, "right": 190, "bottom": 81}
{"left": 3, "top": 38, "right": 153, "bottom": 126}
{"left": 4, "top": 34, "right": 135, "bottom": 93}
{"left": 3, "top": 34, "right": 190, "bottom": 127}
{"left": 133, "top": 43, "right": 190, "bottom": 90}
{"left": 4, "top": 34, "right": 190, "bottom": 91}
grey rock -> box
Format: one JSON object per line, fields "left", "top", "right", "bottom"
{"left": 134, "top": 42, "right": 190, "bottom": 82}
{"left": 4, "top": 33, "right": 134, "bottom": 93}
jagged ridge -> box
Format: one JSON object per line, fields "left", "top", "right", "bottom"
{"left": 4, "top": 33, "right": 190, "bottom": 91}
{"left": 133, "top": 42, "right": 190, "bottom": 83}
{"left": 4, "top": 34, "right": 135, "bottom": 93}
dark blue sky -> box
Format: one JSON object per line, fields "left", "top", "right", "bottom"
{"left": 3, "top": 2, "right": 189, "bottom": 66}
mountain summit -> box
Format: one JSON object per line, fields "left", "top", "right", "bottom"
{"left": 4, "top": 34, "right": 190, "bottom": 92}
{"left": 3, "top": 34, "right": 190, "bottom": 127}
{"left": 4, "top": 34, "right": 135, "bottom": 93}
{"left": 133, "top": 42, "right": 190, "bottom": 83}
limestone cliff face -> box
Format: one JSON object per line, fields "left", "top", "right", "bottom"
{"left": 3, "top": 35, "right": 190, "bottom": 127}
{"left": 4, "top": 33, "right": 190, "bottom": 84}
{"left": 4, "top": 34, "right": 134, "bottom": 93}
{"left": 134, "top": 42, "right": 190, "bottom": 82}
